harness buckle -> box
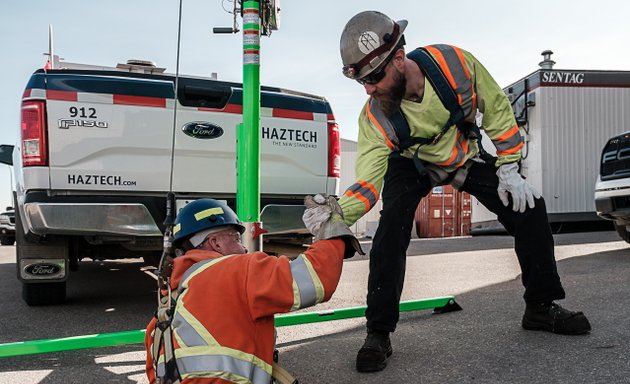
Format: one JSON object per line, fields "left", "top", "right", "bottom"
{"left": 431, "top": 132, "right": 444, "bottom": 145}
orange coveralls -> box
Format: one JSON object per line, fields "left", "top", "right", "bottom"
{"left": 145, "top": 239, "right": 344, "bottom": 383}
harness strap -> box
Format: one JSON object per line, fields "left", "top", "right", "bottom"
{"left": 407, "top": 48, "right": 466, "bottom": 130}
{"left": 153, "top": 287, "right": 181, "bottom": 384}
{"left": 159, "top": 325, "right": 181, "bottom": 384}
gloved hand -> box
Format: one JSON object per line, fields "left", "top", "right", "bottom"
{"left": 497, "top": 162, "right": 541, "bottom": 213}
{"left": 303, "top": 194, "right": 332, "bottom": 235}
{"left": 303, "top": 194, "right": 364, "bottom": 259}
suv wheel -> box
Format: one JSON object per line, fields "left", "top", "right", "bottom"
{"left": 22, "top": 282, "right": 66, "bottom": 306}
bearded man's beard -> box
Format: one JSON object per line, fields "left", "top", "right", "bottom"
{"left": 377, "top": 70, "right": 406, "bottom": 117}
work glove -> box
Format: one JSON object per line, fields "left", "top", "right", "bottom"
{"left": 302, "top": 194, "right": 332, "bottom": 235}
{"left": 497, "top": 162, "right": 541, "bottom": 213}
{"left": 303, "top": 194, "right": 365, "bottom": 259}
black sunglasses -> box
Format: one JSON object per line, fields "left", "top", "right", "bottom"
{"left": 356, "top": 49, "right": 397, "bottom": 85}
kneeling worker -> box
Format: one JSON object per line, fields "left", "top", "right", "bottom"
{"left": 145, "top": 196, "right": 361, "bottom": 383}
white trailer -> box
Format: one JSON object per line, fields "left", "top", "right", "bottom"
{"left": 472, "top": 51, "right": 630, "bottom": 233}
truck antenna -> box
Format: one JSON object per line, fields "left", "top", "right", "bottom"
{"left": 44, "top": 24, "right": 54, "bottom": 70}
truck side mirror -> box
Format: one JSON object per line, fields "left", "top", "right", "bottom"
{"left": 0, "top": 145, "right": 14, "bottom": 166}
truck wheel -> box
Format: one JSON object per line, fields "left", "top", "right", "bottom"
{"left": 614, "top": 224, "right": 630, "bottom": 244}
{"left": 0, "top": 236, "right": 14, "bottom": 246}
{"left": 22, "top": 282, "right": 66, "bottom": 306}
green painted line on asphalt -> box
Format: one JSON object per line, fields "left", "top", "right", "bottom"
{"left": 0, "top": 296, "right": 458, "bottom": 358}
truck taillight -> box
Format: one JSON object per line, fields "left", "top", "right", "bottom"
{"left": 21, "top": 100, "right": 48, "bottom": 166}
{"left": 328, "top": 120, "right": 341, "bottom": 178}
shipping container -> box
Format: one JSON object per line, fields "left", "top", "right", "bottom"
{"left": 415, "top": 185, "right": 471, "bottom": 237}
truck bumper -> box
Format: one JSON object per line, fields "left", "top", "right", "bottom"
{"left": 23, "top": 203, "right": 162, "bottom": 236}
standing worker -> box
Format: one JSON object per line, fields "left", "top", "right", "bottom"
{"left": 145, "top": 197, "right": 360, "bottom": 383}
{"left": 324, "top": 10, "right": 590, "bottom": 373}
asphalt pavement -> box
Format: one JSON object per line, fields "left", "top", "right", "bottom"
{"left": 0, "top": 230, "right": 628, "bottom": 384}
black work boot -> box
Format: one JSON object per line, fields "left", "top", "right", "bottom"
{"left": 356, "top": 329, "right": 393, "bottom": 372}
{"left": 522, "top": 302, "right": 591, "bottom": 335}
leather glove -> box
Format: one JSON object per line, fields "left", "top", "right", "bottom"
{"left": 497, "top": 162, "right": 541, "bottom": 213}
{"left": 303, "top": 194, "right": 364, "bottom": 259}
{"left": 303, "top": 194, "right": 332, "bottom": 235}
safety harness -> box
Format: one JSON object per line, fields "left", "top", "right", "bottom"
{"left": 370, "top": 44, "right": 492, "bottom": 177}
{"left": 152, "top": 192, "right": 182, "bottom": 384}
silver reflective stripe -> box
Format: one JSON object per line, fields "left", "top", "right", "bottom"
{"left": 178, "top": 255, "right": 237, "bottom": 296}
{"left": 368, "top": 98, "right": 400, "bottom": 149}
{"left": 172, "top": 310, "right": 207, "bottom": 347}
{"left": 289, "top": 256, "right": 317, "bottom": 308}
{"left": 431, "top": 44, "right": 475, "bottom": 118}
{"left": 493, "top": 129, "right": 523, "bottom": 152}
{"left": 176, "top": 354, "right": 272, "bottom": 384}
{"left": 346, "top": 182, "right": 378, "bottom": 209}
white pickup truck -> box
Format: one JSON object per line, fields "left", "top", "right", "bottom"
{"left": 0, "top": 58, "right": 340, "bottom": 305}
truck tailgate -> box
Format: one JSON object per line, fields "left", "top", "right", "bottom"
{"left": 45, "top": 73, "right": 176, "bottom": 192}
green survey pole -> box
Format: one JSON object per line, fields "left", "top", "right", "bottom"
{"left": 0, "top": 297, "right": 461, "bottom": 358}
{"left": 237, "top": 0, "right": 263, "bottom": 252}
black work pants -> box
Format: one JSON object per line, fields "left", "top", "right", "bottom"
{"left": 365, "top": 156, "right": 566, "bottom": 333}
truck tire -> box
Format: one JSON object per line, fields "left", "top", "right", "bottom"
{"left": 614, "top": 224, "right": 630, "bottom": 244}
{"left": 22, "top": 282, "right": 66, "bottom": 306}
{"left": 0, "top": 236, "right": 14, "bottom": 246}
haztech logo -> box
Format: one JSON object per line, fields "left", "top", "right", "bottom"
{"left": 67, "top": 174, "right": 137, "bottom": 186}
{"left": 262, "top": 127, "right": 318, "bottom": 149}
{"left": 541, "top": 71, "right": 585, "bottom": 84}
{"left": 58, "top": 119, "right": 108, "bottom": 129}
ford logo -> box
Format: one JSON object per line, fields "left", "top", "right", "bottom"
{"left": 182, "top": 121, "right": 224, "bottom": 139}
{"left": 24, "top": 263, "right": 61, "bottom": 276}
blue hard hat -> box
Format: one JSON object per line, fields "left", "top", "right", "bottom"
{"left": 173, "top": 198, "right": 244, "bottom": 246}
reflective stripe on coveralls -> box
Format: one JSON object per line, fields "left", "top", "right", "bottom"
{"left": 289, "top": 254, "right": 325, "bottom": 311}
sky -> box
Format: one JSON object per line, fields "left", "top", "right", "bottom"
{"left": 0, "top": 0, "right": 629, "bottom": 209}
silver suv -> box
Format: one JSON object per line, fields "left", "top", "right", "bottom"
{"left": 0, "top": 208, "right": 15, "bottom": 246}
{"left": 594, "top": 131, "right": 630, "bottom": 243}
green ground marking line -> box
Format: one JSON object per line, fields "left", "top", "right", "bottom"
{"left": 0, "top": 296, "right": 456, "bottom": 358}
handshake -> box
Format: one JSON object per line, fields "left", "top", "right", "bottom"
{"left": 302, "top": 194, "right": 364, "bottom": 259}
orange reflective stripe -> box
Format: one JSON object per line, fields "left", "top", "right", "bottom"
{"left": 496, "top": 124, "right": 519, "bottom": 142}
{"left": 497, "top": 141, "right": 524, "bottom": 155}
{"left": 425, "top": 46, "right": 458, "bottom": 93}
{"left": 366, "top": 103, "right": 395, "bottom": 150}
{"left": 344, "top": 190, "right": 371, "bottom": 211}
{"left": 436, "top": 131, "right": 461, "bottom": 166}
{"left": 453, "top": 46, "right": 471, "bottom": 80}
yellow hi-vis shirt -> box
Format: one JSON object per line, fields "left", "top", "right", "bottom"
{"left": 339, "top": 48, "right": 522, "bottom": 226}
